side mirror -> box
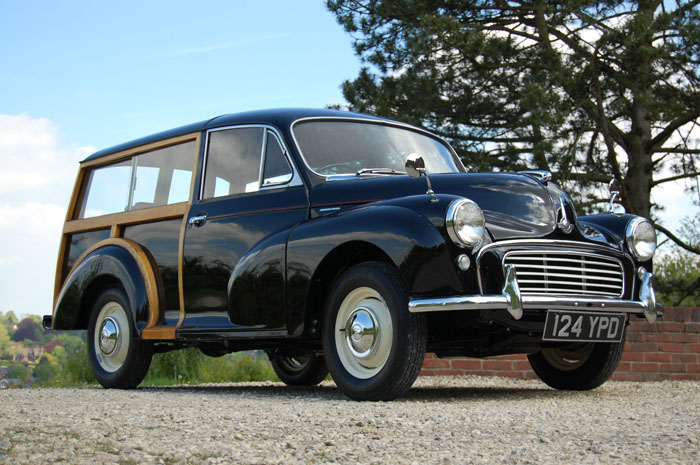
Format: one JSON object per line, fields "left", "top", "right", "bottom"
{"left": 608, "top": 178, "right": 622, "bottom": 195}
{"left": 607, "top": 178, "right": 624, "bottom": 214}
{"left": 405, "top": 153, "right": 426, "bottom": 179}
{"left": 405, "top": 153, "right": 438, "bottom": 202}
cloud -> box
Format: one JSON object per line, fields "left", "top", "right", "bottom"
{"left": 165, "top": 34, "right": 291, "bottom": 58}
{"left": 0, "top": 114, "right": 94, "bottom": 317}
{"left": 652, "top": 179, "right": 700, "bottom": 235}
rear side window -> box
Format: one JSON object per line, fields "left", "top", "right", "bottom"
{"left": 132, "top": 142, "right": 195, "bottom": 210}
{"left": 81, "top": 160, "right": 132, "bottom": 218}
{"left": 79, "top": 140, "right": 196, "bottom": 219}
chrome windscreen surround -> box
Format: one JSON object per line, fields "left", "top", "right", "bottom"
{"left": 503, "top": 250, "right": 624, "bottom": 298}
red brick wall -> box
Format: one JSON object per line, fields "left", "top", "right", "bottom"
{"left": 420, "top": 307, "right": 700, "bottom": 381}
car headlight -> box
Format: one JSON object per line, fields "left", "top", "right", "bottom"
{"left": 626, "top": 217, "right": 656, "bottom": 261}
{"left": 446, "top": 198, "right": 485, "bottom": 247}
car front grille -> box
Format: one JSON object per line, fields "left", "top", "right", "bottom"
{"left": 503, "top": 251, "right": 624, "bottom": 297}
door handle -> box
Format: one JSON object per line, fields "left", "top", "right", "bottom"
{"left": 188, "top": 214, "right": 207, "bottom": 226}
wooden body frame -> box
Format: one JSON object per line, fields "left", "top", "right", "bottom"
{"left": 53, "top": 133, "right": 201, "bottom": 340}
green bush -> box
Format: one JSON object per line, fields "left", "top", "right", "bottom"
{"left": 143, "top": 348, "right": 278, "bottom": 385}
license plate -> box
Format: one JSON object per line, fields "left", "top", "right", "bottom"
{"left": 543, "top": 310, "right": 626, "bottom": 343}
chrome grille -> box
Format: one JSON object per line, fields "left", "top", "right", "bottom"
{"left": 503, "top": 251, "right": 624, "bottom": 297}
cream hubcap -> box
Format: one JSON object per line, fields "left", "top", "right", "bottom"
{"left": 542, "top": 343, "right": 594, "bottom": 371}
{"left": 335, "top": 287, "right": 393, "bottom": 379}
{"left": 93, "top": 301, "right": 130, "bottom": 373}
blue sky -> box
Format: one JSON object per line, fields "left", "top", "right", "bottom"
{"left": 1, "top": 0, "right": 360, "bottom": 148}
{"left": 0, "top": 1, "right": 696, "bottom": 318}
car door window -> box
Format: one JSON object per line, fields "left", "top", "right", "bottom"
{"left": 203, "top": 127, "right": 264, "bottom": 199}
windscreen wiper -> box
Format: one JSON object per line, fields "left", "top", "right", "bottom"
{"left": 355, "top": 168, "right": 406, "bottom": 176}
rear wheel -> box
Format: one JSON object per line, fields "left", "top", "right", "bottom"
{"left": 87, "top": 287, "right": 153, "bottom": 389}
{"left": 322, "top": 262, "right": 426, "bottom": 401}
{"left": 527, "top": 340, "right": 625, "bottom": 390}
{"left": 269, "top": 350, "right": 328, "bottom": 386}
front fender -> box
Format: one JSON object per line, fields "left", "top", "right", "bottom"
{"left": 286, "top": 203, "right": 462, "bottom": 336}
{"left": 52, "top": 239, "right": 163, "bottom": 335}
{"left": 227, "top": 229, "right": 288, "bottom": 329}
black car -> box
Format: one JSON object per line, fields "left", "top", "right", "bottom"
{"left": 46, "top": 108, "right": 661, "bottom": 400}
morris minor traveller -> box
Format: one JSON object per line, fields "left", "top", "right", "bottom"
{"left": 46, "top": 108, "right": 661, "bottom": 400}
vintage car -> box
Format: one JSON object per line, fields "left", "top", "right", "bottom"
{"left": 45, "top": 108, "right": 661, "bottom": 400}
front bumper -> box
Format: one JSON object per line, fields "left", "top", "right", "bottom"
{"left": 408, "top": 265, "right": 662, "bottom": 323}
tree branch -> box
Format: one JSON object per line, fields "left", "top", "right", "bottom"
{"left": 652, "top": 172, "right": 700, "bottom": 186}
{"left": 648, "top": 110, "right": 700, "bottom": 151}
{"left": 655, "top": 148, "right": 700, "bottom": 154}
{"left": 654, "top": 223, "right": 700, "bottom": 255}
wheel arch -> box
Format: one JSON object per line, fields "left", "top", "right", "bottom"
{"left": 52, "top": 238, "right": 164, "bottom": 336}
{"left": 304, "top": 241, "right": 394, "bottom": 336}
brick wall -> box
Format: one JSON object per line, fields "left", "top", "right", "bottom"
{"left": 420, "top": 307, "right": 700, "bottom": 381}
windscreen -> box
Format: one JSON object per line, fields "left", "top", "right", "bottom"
{"left": 293, "top": 120, "right": 461, "bottom": 176}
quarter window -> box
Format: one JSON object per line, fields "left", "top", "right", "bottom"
{"left": 263, "top": 132, "right": 293, "bottom": 186}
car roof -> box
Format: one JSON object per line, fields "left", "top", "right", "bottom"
{"left": 82, "top": 108, "right": 388, "bottom": 163}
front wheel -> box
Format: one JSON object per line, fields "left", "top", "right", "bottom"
{"left": 268, "top": 350, "right": 328, "bottom": 386}
{"left": 322, "top": 262, "right": 426, "bottom": 401}
{"left": 527, "top": 339, "right": 625, "bottom": 390}
{"left": 87, "top": 287, "right": 153, "bottom": 389}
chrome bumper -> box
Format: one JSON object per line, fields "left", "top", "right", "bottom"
{"left": 408, "top": 265, "right": 662, "bottom": 323}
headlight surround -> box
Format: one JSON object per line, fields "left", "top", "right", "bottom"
{"left": 446, "top": 198, "right": 485, "bottom": 247}
{"left": 626, "top": 217, "right": 656, "bottom": 261}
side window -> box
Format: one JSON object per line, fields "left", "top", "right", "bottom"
{"left": 203, "top": 127, "right": 264, "bottom": 199}
{"left": 81, "top": 160, "right": 132, "bottom": 218}
{"left": 79, "top": 140, "right": 195, "bottom": 218}
{"left": 202, "top": 127, "right": 295, "bottom": 199}
{"left": 262, "top": 132, "right": 293, "bottom": 186}
{"left": 132, "top": 141, "right": 195, "bottom": 209}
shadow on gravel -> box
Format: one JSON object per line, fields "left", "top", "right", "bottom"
{"left": 133, "top": 382, "right": 572, "bottom": 403}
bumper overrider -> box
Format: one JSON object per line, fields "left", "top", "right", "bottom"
{"left": 408, "top": 265, "right": 662, "bottom": 323}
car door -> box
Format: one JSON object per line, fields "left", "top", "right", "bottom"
{"left": 181, "top": 125, "right": 308, "bottom": 334}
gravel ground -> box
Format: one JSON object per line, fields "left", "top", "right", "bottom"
{"left": 0, "top": 376, "right": 698, "bottom": 465}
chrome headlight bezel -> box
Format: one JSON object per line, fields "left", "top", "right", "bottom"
{"left": 446, "top": 198, "right": 485, "bottom": 248}
{"left": 625, "top": 217, "right": 657, "bottom": 262}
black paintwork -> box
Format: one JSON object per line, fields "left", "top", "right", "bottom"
{"left": 63, "top": 229, "right": 111, "bottom": 283}
{"left": 182, "top": 185, "right": 308, "bottom": 332}
{"left": 54, "top": 108, "right": 652, "bottom": 356}
{"left": 123, "top": 219, "right": 181, "bottom": 326}
{"left": 54, "top": 246, "right": 149, "bottom": 335}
